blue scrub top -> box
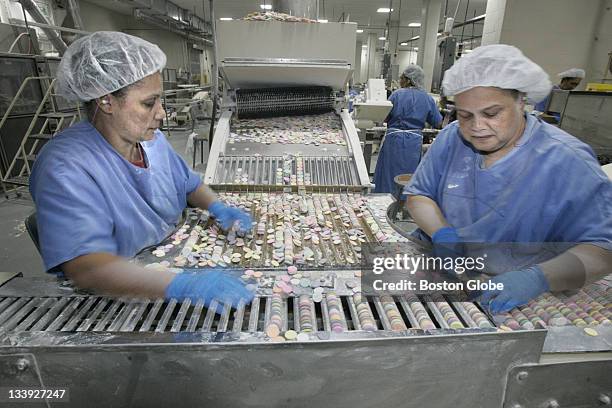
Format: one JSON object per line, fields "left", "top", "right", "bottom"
{"left": 534, "top": 85, "right": 560, "bottom": 112}
{"left": 30, "top": 121, "right": 202, "bottom": 272}
{"left": 405, "top": 115, "right": 612, "bottom": 253}
{"left": 386, "top": 88, "right": 442, "bottom": 130}
{"left": 534, "top": 85, "right": 561, "bottom": 122}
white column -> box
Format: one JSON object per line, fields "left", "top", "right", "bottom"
{"left": 417, "top": 0, "right": 442, "bottom": 91}
{"left": 354, "top": 40, "right": 362, "bottom": 84}
{"left": 366, "top": 32, "right": 379, "bottom": 80}
{"left": 586, "top": 0, "right": 612, "bottom": 84}
{"left": 482, "top": 0, "right": 601, "bottom": 87}
{"left": 481, "top": 0, "right": 507, "bottom": 46}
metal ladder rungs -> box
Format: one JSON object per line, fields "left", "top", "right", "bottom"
{"left": 29, "top": 133, "right": 53, "bottom": 140}
{"left": 3, "top": 176, "right": 29, "bottom": 186}
{"left": 39, "top": 112, "right": 76, "bottom": 119}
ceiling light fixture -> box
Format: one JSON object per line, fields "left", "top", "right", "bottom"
{"left": 377, "top": 8, "right": 393, "bottom": 13}
{"left": 260, "top": 4, "right": 272, "bottom": 10}
{"left": 219, "top": 17, "right": 233, "bottom": 21}
{"left": 408, "top": 22, "right": 421, "bottom": 27}
{"left": 356, "top": 29, "right": 364, "bottom": 33}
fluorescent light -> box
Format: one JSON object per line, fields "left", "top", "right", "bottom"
{"left": 410, "top": 35, "right": 419, "bottom": 40}
{"left": 400, "top": 42, "right": 408, "bottom": 46}
{"left": 317, "top": 19, "right": 328, "bottom": 23}
{"left": 408, "top": 22, "right": 421, "bottom": 27}
{"left": 413, "top": 47, "right": 419, "bottom": 51}
{"left": 362, "top": 45, "right": 367, "bottom": 48}
{"left": 356, "top": 29, "right": 364, "bottom": 33}
{"left": 377, "top": 8, "right": 393, "bottom": 13}
{"left": 260, "top": 4, "right": 272, "bottom": 10}
{"left": 219, "top": 17, "right": 233, "bottom": 21}
{"left": 378, "top": 36, "right": 386, "bottom": 40}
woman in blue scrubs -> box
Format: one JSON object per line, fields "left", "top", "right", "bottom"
{"left": 373, "top": 64, "right": 442, "bottom": 193}
{"left": 405, "top": 45, "right": 612, "bottom": 313}
{"left": 534, "top": 68, "right": 585, "bottom": 122}
{"left": 30, "top": 32, "right": 252, "bottom": 307}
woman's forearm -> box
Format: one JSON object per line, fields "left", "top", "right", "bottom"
{"left": 187, "top": 183, "right": 218, "bottom": 210}
{"left": 540, "top": 244, "right": 612, "bottom": 291}
{"left": 63, "top": 253, "right": 175, "bottom": 298}
{"left": 406, "top": 195, "right": 450, "bottom": 237}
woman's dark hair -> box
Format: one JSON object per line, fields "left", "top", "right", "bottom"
{"left": 505, "top": 89, "right": 521, "bottom": 100}
{"left": 84, "top": 85, "right": 131, "bottom": 122}
{"left": 400, "top": 75, "right": 414, "bottom": 87}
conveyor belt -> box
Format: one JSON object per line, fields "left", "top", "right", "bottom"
{"left": 0, "top": 292, "right": 495, "bottom": 335}
{"left": 229, "top": 112, "right": 344, "bottom": 145}
{"left": 135, "top": 193, "right": 406, "bottom": 270}
{"left": 213, "top": 155, "right": 359, "bottom": 188}
{"left": 236, "top": 86, "right": 334, "bottom": 118}
{"left": 1, "top": 279, "right": 610, "bottom": 338}
{"left": 0, "top": 280, "right": 612, "bottom": 340}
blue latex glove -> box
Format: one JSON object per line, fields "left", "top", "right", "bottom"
{"left": 165, "top": 270, "right": 254, "bottom": 307}
{"left": 208, "top": 201, "right": 253, "bottom": 233}
{"left": 478, "top": 266, "right": 550, "bottom": 314}
{"left": 431, "top": 227, "right": 464, "bottom": 277}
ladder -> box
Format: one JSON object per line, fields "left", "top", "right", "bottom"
{"left": 0, "top": 77, "right": 81, "bottom": 191}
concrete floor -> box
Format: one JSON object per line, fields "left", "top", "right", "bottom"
{"left": 0, "top": 190, "right": 42, "bottom": 277}
{"left": 0, "top": 125, "right": 206, "bottom": 279}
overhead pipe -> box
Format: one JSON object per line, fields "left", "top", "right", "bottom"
{"left": 18, "top": 0, "right": 67, "bottom": 54}
{"left": 8, "top": 19, "right": 89, "bottom": 35}
{"left": 398, "top": 14, "right": 485, "bottom": 44}
{"left": 133, "top": 9, "right": 212, "bottom": 45}
{"left": 118, "top": 0, "right": 210, "bottom": 37}
{"left": 66, "top": 0, "right": 84, "bottom": 30}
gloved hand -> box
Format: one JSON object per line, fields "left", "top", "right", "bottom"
{"left": 165, "top": 270, "right": 254, "bottom": 307}
{"left": 431, "top": 226, "right": 465, "bottom": 277}
{"left": 208, "top": 201, "right": 252, "bottom": 234}
{"left": 478, "top": 266, "right": 549, "bottom": 314}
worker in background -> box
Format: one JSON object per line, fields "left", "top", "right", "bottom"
{"left": 534, "top": 68, "right": 585, "bottom": 121}
{"left": 30, "top": 32, "right": 253, "bottom": 308}
{"left": 374, "top": 64, "right": 442, "bottom": 193}
{"left": 405, "top": 45, "right": 611, "bottom": 313}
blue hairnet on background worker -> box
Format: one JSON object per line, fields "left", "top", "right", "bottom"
{"left": 404, "top": 45, "right": 612, "bottom": 314}
{"left": 373, "top": 64, "right": 442, "bottom": 193}
{"left": 534, "top": 68, "right": 585, "bottom": 122}
{"left": 30, "top": 31, "right": 253, "bottom": 307}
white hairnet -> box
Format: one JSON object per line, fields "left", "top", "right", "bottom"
{"left": 558, "top": 68, "right": 585, "bottom": 79}
{"left": 401, "top": 64, "right": 425, "bottom": 89}
{"left": 442, "top": 44, "right": 552, "bottom": 103}
{"left": 56, "top": 31, "right": 167, "bottom": 102}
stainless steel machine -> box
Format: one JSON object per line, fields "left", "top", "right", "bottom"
{"left": 548, "top": 89, "right": 612, "bottom": 164}
{"left": 204, "top": 20, "right": 369, "bottom": 193}
{"left": 1, "top": 20, "right": 610, "bottom": 408}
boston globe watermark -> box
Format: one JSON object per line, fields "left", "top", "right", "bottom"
{"left": 360, "top": 243, "right": 503, "bottom": 298}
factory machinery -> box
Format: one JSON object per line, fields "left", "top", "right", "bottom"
{"left": 1, "top": 21, "right": 610, "bottom": 408}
